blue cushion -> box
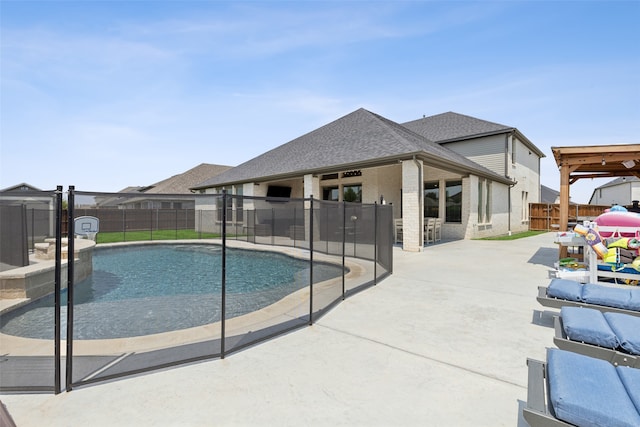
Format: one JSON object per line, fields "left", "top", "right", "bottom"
{"left": 582, "top": 283, "right": 632, "bottom": 310}
{"left": 547, "top": 348, "right": 640, "bottom": 427}
{"left": 547, "top": 278, "right": 584, "bottom": 301}
{"left": 628, "top": 287, "right": 640, "bottom": 311}
{"left": 561, "top": 307, "right": 619, "bottom": 349}
{"left": 617, "top": 366, "right": 640, "bottom": 415}
{"left": 604, "top": 312, "right": 640, "bottom": 355}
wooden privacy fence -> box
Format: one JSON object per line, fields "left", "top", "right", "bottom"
{"left": 61, "top": 208, "right": 196, "bottom": 235}
{"left": 529, "top": 203, "right": 610, "bottom": 231}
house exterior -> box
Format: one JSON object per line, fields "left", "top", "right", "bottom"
{"left": 402, "top": 112, "right": 544, "bottom": 231}
{"left": 192, "top": 108, "right": 544, "bottom": 251}
{"left": 96, "top": 163, "right": 231, "bottom": 209}
{"left": 589, "top": 176, "right": 640, "bottom": 207}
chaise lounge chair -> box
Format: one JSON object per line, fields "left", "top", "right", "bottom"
{"left": 554, "top": 306, "right": 640, "bottom": 368}
{"left": 523, "top": 348, "right": 640, "bottom": 427}
{"left": 537, "top": 278, "right": 640, "bottom": 317}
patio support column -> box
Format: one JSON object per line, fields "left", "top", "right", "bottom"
{"left": 558, "top": 163, "right": 577, "bottom": 258}
{"left": 401, "top": 159, "right": 424, "bottom": 252}
{"left": 303, "top": 174, "right": 320, "bottom": 200}
{"left": 303, "top": 174, "right": 320, "bottom": 245}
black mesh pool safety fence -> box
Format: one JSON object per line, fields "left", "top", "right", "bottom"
{"left": 0, "top": 187, "right": 392, "bottom": 393}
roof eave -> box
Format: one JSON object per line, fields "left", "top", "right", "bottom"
{"left": 194, "top": 151, "right": 514, "bottom": 189}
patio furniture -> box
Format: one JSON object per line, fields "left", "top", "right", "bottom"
{"left": 537, "top": 278, "right": 640, "bottom": 317}
{"left": 394, "top": 219, "right": 403, "bottom": 244}
{"left": 553, "top": 306, "right": 640, "bottom": 368}
{"left": 424, "top": 217, "right": 436, "bottom": 244}
{"left": 523, "top": 348, "right": 640, "bottom": 427}
{"left": 434, "top": 218, "right": 442, "bottom": 242}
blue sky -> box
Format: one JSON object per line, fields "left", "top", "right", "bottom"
{"left": 1, "top": 1, "right": 639, "bottom": 203}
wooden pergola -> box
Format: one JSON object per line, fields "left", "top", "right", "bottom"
{"left": 552, "top": 144, "right": 640, "bottom": 257}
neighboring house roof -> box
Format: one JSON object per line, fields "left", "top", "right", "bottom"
{"left": 193, "top": 108, "right": 514, "bottom": 189}
{"left": 0, "top": 183, "right": 44, "bottom": 193}
{"left": 143, "top": 163, "right": 232, "bottom": 194}
{"left": 540, "top": 185, "right": 560, "bottom": 204}
{"left": 402, "top": 112, "right": 545, "bottom": 157}
{"left": 588, "top": 176, "right": 640, "bottom": 204}
{"left": 96, "top": 163, "right": 231, "bottom": 207}
{"left": 539, "top": 184, "right": 577, "bottom": 205}
{"left": 595, "top": 176, "right": 639, "bottom": 189}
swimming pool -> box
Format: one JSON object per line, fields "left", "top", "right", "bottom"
{"left": 0, "top": 244, "right": 345, "bottom": 340}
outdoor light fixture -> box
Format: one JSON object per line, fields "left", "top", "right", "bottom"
{"left": 602, "top": 157, "right": 606, "bottom": 166}
{"left": 622, "top": 160, "right": 636, "bottom": 169}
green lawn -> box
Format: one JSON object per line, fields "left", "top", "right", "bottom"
{"left": 476, "top": 230, "right": 547, "bottom": 241}
{"left": 96, "top": 229, "right": 221, "bottom": 244}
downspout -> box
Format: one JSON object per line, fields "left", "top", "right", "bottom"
{"left": 413, "top": 155, "right": 423, "bottom": 247}
{"left": 504, "top": 133, "right": 515, "bottom": 236}
{"left": 505, "top": 133, "right": 517, "bottom": 235}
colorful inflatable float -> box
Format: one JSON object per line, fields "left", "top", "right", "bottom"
{"left": 594, "top": 209, "right": 640, "bottom": 238}
{"left": 572, "top": 206, "right": 640, "bottom": 284}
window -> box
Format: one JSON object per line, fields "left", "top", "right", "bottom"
{"left": 343, "top": 184, "right": 362, "bottom": 203}
{"left": 424, "top": 181, "right": 439, "bottom": 218}
{"left": 522, "top": 191, "right": 529, "bottom": 221}
{"left": 478, "top": 179, "right": 492, "bottom": 224}
{"left": 216, "top": 187, "right": 233, "bottom": 222}
{"left": 445, "top": 180, "right": 462, "bottom": 223}
{"left": 323, "top": 186, "right": 339, "bottom": 201}
{"left": 485, "top": 180, "right": 492, "bottom": 222}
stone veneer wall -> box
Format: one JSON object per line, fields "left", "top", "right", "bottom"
{"left": 0, "top": 239, "right": 94, "bottom": 301}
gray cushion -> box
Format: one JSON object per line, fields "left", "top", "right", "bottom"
{"left": 561, "top": 306, "right": 619, "bottom": 349}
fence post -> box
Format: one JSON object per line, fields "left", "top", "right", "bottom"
{"left": 342, "top": 201, "right": 346, "bottom": 299}
{"left": 309, "top": 196, "right": 314, "bottom": 325}
{"left": 221, "top": 191, "right": 227, "bottom": 358}
{"left": 54, "top": 186, "right": 63, "bottom": 394}
{"left": 374, "top": 202, "right": 378, "bottom": 285}
{"left": 271, "top": 207, "right": 275, "bottom": 246}
{"left": 65, "top": 186, "right": 75, "bottom": 391}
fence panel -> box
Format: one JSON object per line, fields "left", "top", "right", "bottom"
{"left": 0, "top": 189, "right": 393, "bottom": 392}
{"left": 0, "top": 189, "right": 61, "bottom": 393}
{"left": 529, "top": 203, "right": 610, "bottom": 231}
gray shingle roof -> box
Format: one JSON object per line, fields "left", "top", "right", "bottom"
{"left": 402, "top": 112, "right": 512, "bottom": 142}
{"left": 144, "top": 163, "right": 231, "bottom": 194}
{"left": 194, "top": 108, "right": 512, "bottom": 189}
{"left": 403, "top": 111, "right": 545, "bottom": 157}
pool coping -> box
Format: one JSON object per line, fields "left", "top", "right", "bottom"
{"left": 0, "top": 239, "right": 373, "bottom": 356}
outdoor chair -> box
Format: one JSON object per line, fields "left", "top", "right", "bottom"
{"left": 537, "top": 278, "right": 640, "bottom": 317}
{"left": 424, "top": 217, "right": 436, "bottom": 244}
{"left": 394, "top": 219, "right": 403, "bottom": 244}
{"left": 553, "top": 306, "right": 640, "bottom": 368}
{"left": 523, "top": 348, "right": 640, "bottom": 427}
{"left": 434, "top": 218, "right": 442, "bottom": 242}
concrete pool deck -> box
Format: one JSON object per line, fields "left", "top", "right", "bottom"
{"left": 0, "top": 232, "right": 560, "bottom": 426}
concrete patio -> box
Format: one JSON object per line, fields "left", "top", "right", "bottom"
{"left": 0, "top": 232, "right": 559, "bottom": 426}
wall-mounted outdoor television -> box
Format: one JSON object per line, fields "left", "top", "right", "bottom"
{"left": 266, "top": 185, "right": 292, "bottom": 199}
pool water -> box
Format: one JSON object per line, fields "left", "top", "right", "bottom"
{"left": 0, "top": 244, "right": 345, "bottom": 339}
